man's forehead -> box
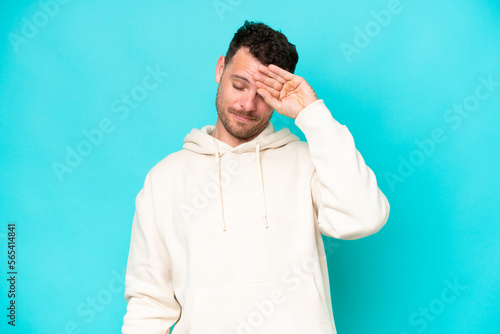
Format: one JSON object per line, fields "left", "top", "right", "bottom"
{"left": 230, "top": 74, "right": 251, "bottom": 83}
{"left": 226, "top": 48, "right": 263, "bottom": 78}
{"left": 226, "top": 64, "right": 259, "bottom": 83}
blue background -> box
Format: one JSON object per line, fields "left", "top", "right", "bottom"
{"left": 1, "top": 0, "right": 499, "bottom": 333}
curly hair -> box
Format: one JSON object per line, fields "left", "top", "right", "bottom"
{"left": 224, "top": 20, "right": 299, "bottom": 74}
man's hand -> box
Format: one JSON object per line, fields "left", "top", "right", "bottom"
{"left": 253, "top": 64, "right": 319, "bottom": 119}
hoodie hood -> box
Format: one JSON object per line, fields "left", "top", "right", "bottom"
{"left": 183, "top": 121, "right": 298, "bottom": 156}
{"left": 182, "top": 121, "right": 300, "bottom": 232}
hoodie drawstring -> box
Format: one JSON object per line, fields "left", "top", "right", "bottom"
{"left": 213, "top": 139, "right": 269, "bottom": 231}
{"left": 255, "top": 143, "right": 269, "bottom": 229}
{"left": 214, "top": 139, "right": 227, "bottom": 231}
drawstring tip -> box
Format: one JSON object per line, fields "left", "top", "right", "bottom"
{"left": 263, "top": 217, "right": 269, "bottom": 229}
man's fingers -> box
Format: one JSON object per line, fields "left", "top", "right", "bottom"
{"left": 256, "top": 64, "right": 287, "bottom": 85}
{"left": 255, "top": 80, "right": 280, "bottom": 99}
{"left": 253, "top": 71, "right": 283, "bottom": 91}
{"left": 257, "top": 89, "right": 280, "bottom": 111}
{"left": 268, "top": 64, "right": 295, "bottom": 81}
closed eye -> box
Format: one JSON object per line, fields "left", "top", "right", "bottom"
{"left": 233, "top": 84, "right": 244, "bottom": 90}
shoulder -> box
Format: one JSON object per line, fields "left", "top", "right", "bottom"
{"left": 274, "top": 139, "right": 315, "bottom": 171}
{"left": 147, "top": 149, "right": 192, "bottom": 182}
{"left": 281, "top": 139, "right": 311, "bottom": 156}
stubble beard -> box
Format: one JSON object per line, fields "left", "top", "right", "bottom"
{"left": 215, "top": 84, "right": 272, "bottom": 140}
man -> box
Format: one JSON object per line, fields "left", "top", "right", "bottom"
{"left": 122, "top": 20, "right": 389, "bottom": 334}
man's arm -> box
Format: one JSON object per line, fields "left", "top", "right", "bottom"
{"left": 253, "top": 64, "right": 390, "bottom": 239}
{"left": 295, "top": 99, "right": 390, "bottom": 239}
{"left": 122, "top": 172, "right": 181, "bottom": 333}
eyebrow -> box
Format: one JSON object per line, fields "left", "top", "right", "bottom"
{"left": 230, "top": 74, "right": 250, "bottom": 84}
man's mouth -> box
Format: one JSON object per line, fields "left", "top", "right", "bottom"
{"left": 232, "top": 112, "right": 255, "bottom": 123}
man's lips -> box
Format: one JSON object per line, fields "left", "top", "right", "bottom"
{"left": 231, "top": 112, "right": 255, "bottom": 123}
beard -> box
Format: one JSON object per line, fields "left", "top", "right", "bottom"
{"left": 215, "top": 84, "right": 272, "bottom": 140}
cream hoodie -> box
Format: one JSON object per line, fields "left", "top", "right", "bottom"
{"left": 122, "top": 99, "right": 390, "bottom": 334}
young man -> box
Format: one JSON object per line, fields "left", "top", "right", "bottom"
{"left": 122, "top": 20, "right": 390, "bottom": 334}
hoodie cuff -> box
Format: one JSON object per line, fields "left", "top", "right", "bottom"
{"left": 294, "top": 99, "right": 345, "bottom": 132}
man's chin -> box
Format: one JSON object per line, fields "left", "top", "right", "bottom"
{"left": 226, "top": 123, "right": 259, "bottom": 140}
{"left": 229, "top": 120, "right": 269, "bottom": 140}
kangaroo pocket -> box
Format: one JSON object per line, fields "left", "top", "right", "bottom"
{"left": 190, "top": 274, "right": 334, "bottom": 334}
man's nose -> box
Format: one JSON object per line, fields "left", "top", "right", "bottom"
{"left": 239, "top": 90, "right": 258, "bottom": 111}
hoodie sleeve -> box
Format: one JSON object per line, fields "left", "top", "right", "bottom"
{"left": 122, "top": 172, "right": 181, "bottom": 333}
{"left": 294, "top": 99, "right": 390, "bottom": 240}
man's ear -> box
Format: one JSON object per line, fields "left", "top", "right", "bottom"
{"left": 215, "top": 55, "right": 225, "bottom": 84}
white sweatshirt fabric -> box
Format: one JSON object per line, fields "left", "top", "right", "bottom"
{"left": 122, "top": 99, "right": 390, "bottom": 334}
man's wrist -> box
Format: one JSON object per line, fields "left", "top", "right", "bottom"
{"left": 295, "top": 99, "right": 344, "bottom": 129}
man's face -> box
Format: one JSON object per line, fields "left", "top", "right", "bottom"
{"left": 214, "top": 47, "right": 274, "bottom": 143}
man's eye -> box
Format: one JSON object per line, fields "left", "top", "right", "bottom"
{"left": 233, "top": 84, "right": 244, "bottom": 90}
